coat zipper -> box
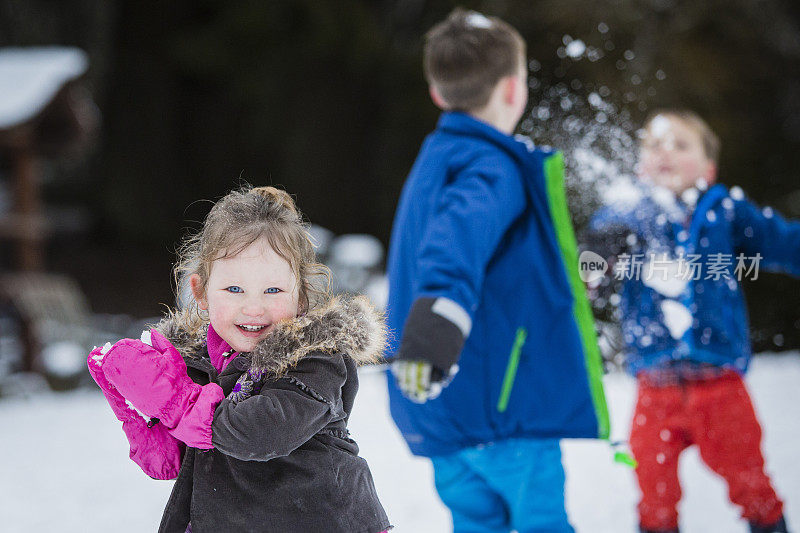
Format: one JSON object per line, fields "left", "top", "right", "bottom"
{"left": 497, "top": 327, "right": 528, "bottom": 412}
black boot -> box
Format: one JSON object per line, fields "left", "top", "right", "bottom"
{"left": 750, "top": 515, "right": 788, "bottom": 533}
{"left": 639, "top": 527, "right": 679, "bottom": 533}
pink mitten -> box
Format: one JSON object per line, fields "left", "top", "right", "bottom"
{"left": 100, "top": 330, "right": 224, "bottom": 448}
{"left": 87, "top": 344, "right": 183, "bottom": 479}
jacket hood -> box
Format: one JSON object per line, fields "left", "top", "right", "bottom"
{"left": 154, "top": 294, "right": 387, "bottom": 377}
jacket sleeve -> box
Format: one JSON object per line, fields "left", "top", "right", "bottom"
{"left": 210, "top": 353, "right": 347, "bottom": 462}
{"left": 414, "top": 154, "right": 527, "bottom": 317}
{"left": 732, "top": 195, "right": 800, "bottom": 276}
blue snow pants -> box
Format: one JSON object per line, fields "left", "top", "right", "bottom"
{"left": 431, "top": 438, "right": 574, "bottom": 533}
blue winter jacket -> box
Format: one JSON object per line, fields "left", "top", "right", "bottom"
{"left": 386, "top": 112, "right": 608, "bottom": 457}
{"left": 588, "top": 183, "right": 800, "bottom": 376}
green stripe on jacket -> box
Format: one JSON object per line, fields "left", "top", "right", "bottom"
{"left": 543, "top": 151, "right": 610, "bottom": 439}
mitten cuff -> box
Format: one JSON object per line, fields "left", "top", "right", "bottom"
{"left": 167, "top": 383, "right": 225, "bottom": 449}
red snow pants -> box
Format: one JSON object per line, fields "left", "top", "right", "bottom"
{"left": 630, "top": 370, "right": 783, "bottom": 531}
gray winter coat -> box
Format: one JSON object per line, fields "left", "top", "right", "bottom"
{"left": 156, "top": 296, "right": 391, "bottom": 533}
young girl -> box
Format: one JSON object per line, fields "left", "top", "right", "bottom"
{"left": 87, "top": 186, "right": 391, "bottom": 533}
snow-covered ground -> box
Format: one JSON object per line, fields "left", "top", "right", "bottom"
{"left": 1, "top": 354, "right": 797, "bottom": 532}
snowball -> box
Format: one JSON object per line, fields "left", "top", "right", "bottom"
{"left": 661, "top": 300, "right": 693, "bottom": 339}
{"left": 650, "top": 186, "right": 679, "bottom": 213}
{"left": 565, "top": 39, "right": 586, "bottom": 58}
{"left": 648, "top": 115, "right": 672, "bottom": 138}
{"left": 601, "top": 178, "right": 643, "bottom": 208}
{"left": 643, "top": 258, "right": 687, "bottom": 298}
{"left": 465, "top": 12, "right": 492, "bottom": 28}
{"left": 681, "top": 188, "right": 699, "bottom": 207}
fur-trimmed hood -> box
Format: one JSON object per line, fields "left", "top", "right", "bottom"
{"left": 154, "top": 294, "right": 387, "bottom": 377}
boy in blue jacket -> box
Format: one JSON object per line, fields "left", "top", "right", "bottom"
{"left": 586, "top": 110, "right": 792, "bottom": 533}
{"left": 386, "top": 8, "right": 609, "bottom": 533}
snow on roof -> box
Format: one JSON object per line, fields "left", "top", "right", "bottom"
{"left": 0, "top": 47, "right": 88, "bottom": 130}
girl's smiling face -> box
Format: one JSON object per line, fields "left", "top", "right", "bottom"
{"left": 190, "top": 237, "right": 300, "bottom": 353}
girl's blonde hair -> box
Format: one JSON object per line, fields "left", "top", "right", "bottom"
{"left": 174, "top": 185, "right": 331, "bottom": 332}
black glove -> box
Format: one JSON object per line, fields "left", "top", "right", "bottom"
{"left": 392, "top": 297, "right": 468, "bottom": 402}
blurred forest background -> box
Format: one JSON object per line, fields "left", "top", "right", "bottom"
{"left": 1, "top": 0, "right": 800, "bottom": 352}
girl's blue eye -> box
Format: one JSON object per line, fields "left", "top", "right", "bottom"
{"left": 266, "top": 287, "right": 282, "bottom": 294}
{"left": 225, "top": 286, "right": 243, "bottom": 293}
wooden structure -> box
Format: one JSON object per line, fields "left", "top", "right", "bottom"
{"left": 0, "top": 47, "right": 99, "bottom": 372}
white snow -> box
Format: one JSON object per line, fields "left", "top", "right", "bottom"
{"left": 730, "top": 186, "right": 745, "bottom": 201}
{"left": 661, "top": 299, "right": 694, "bottom": 339}
{"left": 643, "top": 257, "right": 688, "bottom": 298}
{"left": 650, "top": 185, "right": 681, "bottom": 214}
{"left": 681, "top": 187, "right": 700, "bottom": 207}
{"left": 565, "top": 39, "right": 587, "bottom": 59}
{"left": 124, "top": 399, "right": 151, "bottom": 423}
{"left": 90, "top": 342, "right": 112, "bottom": 363}
{"left": 1, "top": 356, "right": 799, "bottom": 532}
{"left": 600, "top": 177, "right": 643, "bottom": 208}
{"left": 649, "top": 114, "right": 672, "bottom": 138}
{"left": 588, "top": 92, "right": 604, "bottom": 108}
{"left": 0, "top": 47, "right": 88, "bottom": 130}
{"left": 465, "top": 12, "right": 492, "bottom": 29}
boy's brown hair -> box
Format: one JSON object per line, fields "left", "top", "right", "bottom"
{"left": 423, "top": 7, "right": 526, "bottom": 112}
{"left": 643, "top": 109, "right": 721, "bottom": 163}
